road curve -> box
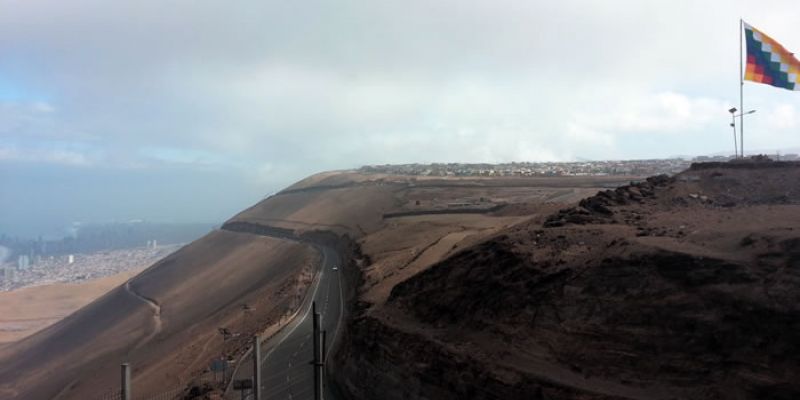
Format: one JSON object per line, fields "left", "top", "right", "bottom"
{"left": 223, "top": 227, "right": 344, "bottom": 400}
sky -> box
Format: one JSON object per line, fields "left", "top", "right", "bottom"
{"left": 3, "top": 0, "right": 800, "bottom": 237}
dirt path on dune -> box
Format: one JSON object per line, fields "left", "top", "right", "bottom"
{"left": 124, "top": 281, "right": 163, "bottom": 349}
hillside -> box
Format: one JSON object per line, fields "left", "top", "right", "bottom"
{"left": 0, "top": 270, "right": 143, "bottom": 344}
{"left": 335, "top": 162, "right": 800, "bottom": 400}
{"left": 0, "top": 231, "right": 316, "bottom": 399}
{"left": 0, "top": 170, "right": 635, "bottom": 399}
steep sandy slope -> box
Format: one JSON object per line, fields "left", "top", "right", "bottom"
{"left": 0, "top": 230, "right": 316, "bottom": 400}
{"left": 336, "top": 162, "right": 800, "bottom": 400}
{"left": 229, "top": 184, "right": 400, "bottom": 236}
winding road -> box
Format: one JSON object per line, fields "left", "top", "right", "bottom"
{"left": 224, "top": 227, "right": 344, "bottom": 400}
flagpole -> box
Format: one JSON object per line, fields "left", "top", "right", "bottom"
{"left": 740, "top": 18, "right": 744, "bottom": 158}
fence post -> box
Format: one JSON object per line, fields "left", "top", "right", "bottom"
{"left": 121, "top": 363, "right": 131, "bottom": 400}
{"left": 313, "top": 304, "right": 322, "bottom": 400}
{"left": 253, "top": 335, "right": 262, "bottom": 400}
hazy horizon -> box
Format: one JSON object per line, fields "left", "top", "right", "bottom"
{"left": 4, "top": 0, "right": 800, "bottom": 238}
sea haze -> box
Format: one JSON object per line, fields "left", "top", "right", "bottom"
{"left": 0, "top": 160, "right": 267, "bottom": 239}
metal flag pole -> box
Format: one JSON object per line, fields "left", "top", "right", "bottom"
{"left": 740, "top": 18, "right": 745, "bottom": 158}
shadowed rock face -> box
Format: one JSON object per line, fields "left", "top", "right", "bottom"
{"left": 342, "top": 246, "right": 800, "bottom": 399}
{"left": 544, "top": 175, "right": 671, "bottom": 227}
{"left": 335, "top": 163, "right": 800, "bottom": 400}
{"left": 392, "top": 239, "right": 800, "bottom": 388}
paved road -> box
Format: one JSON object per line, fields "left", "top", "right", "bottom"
{"left": 260, "top": 244, "right": 342, "bottom": 400}
{"left": 222, "top": 226, "right": 343, "bottom": 400}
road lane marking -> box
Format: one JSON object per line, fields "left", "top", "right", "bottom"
{"left": 261, "top": 245, "right": 327, "bottom": 364}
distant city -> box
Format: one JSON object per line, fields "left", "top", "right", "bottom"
{"left": 0, "top": 221, "right": 216, "bottom": 291}
{"left": 359, "top": 154, "right": 800, "bottom": 177}
{"left": 0, "top": 244, "right": 180, "bottom": 291}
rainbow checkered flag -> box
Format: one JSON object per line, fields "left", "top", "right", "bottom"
{"left": 744, "top": 22, "right": 800, "bottom": 90}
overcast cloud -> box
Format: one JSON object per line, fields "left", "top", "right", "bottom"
{"left": 3, "top": 0, "right": 800, "bottom": 236}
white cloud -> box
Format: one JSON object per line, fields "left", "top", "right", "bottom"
{"left": 6, "top": 1, "right": 800, "bottom": 166}
{"left": 0, "top": 145, "right": 92, "bottom": 166}
{"left": 570, "top": 91, "right": 729, "bottom": 136}
{"left": 139, "top": 146, "right": 242, "bottom": 167}
{"left": 767, "top": 104, "right": 797, "bottom": 129}
{"left": 565, "top": 122, "right": 616, "bottom": 148}
{"left": 31, "top": 102, "right": 55, "bottom": 113}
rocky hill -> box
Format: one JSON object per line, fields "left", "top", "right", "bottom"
{"left": 335, "top": 161, "right": 800, "bottom": 400}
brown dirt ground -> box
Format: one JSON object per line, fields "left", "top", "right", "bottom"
{"left": 0, "top": 270, "right": 143, "bottom": 344}
{"left": 337, "top": 163, "right": 800, "bottom": 400}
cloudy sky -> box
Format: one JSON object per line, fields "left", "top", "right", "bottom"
{"left": 3, "top": 0, "right": 800, "bottom": 237}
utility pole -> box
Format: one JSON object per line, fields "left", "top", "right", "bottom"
{"left": 728, "top": 108, "right": 757, "bottom": 158}
{"left": 313, "top": 302, "right": 323, "bottom": 400}
{"left": 322, "top": 330, "right": 327, "bottom": 362}
{"left": 121, "top": 363, "right": 131, "bottom": 400}
{"left": 241, "top": 304, "right": 253, "bottom": 334}
{"left": 253, "top": 335, "right": 262, "bottom": 400}
{"left": 729, "top": 107, "right": 738, "bottom": 158}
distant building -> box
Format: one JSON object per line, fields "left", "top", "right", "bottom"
{"left": 67, "top": 254, "right": 75, "bottom": 264}
{"left": 2, "top": 267, "right": 15, "bottom": 283}
{"left": 17, "top": 255, "right": 30, "bottom": 270}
